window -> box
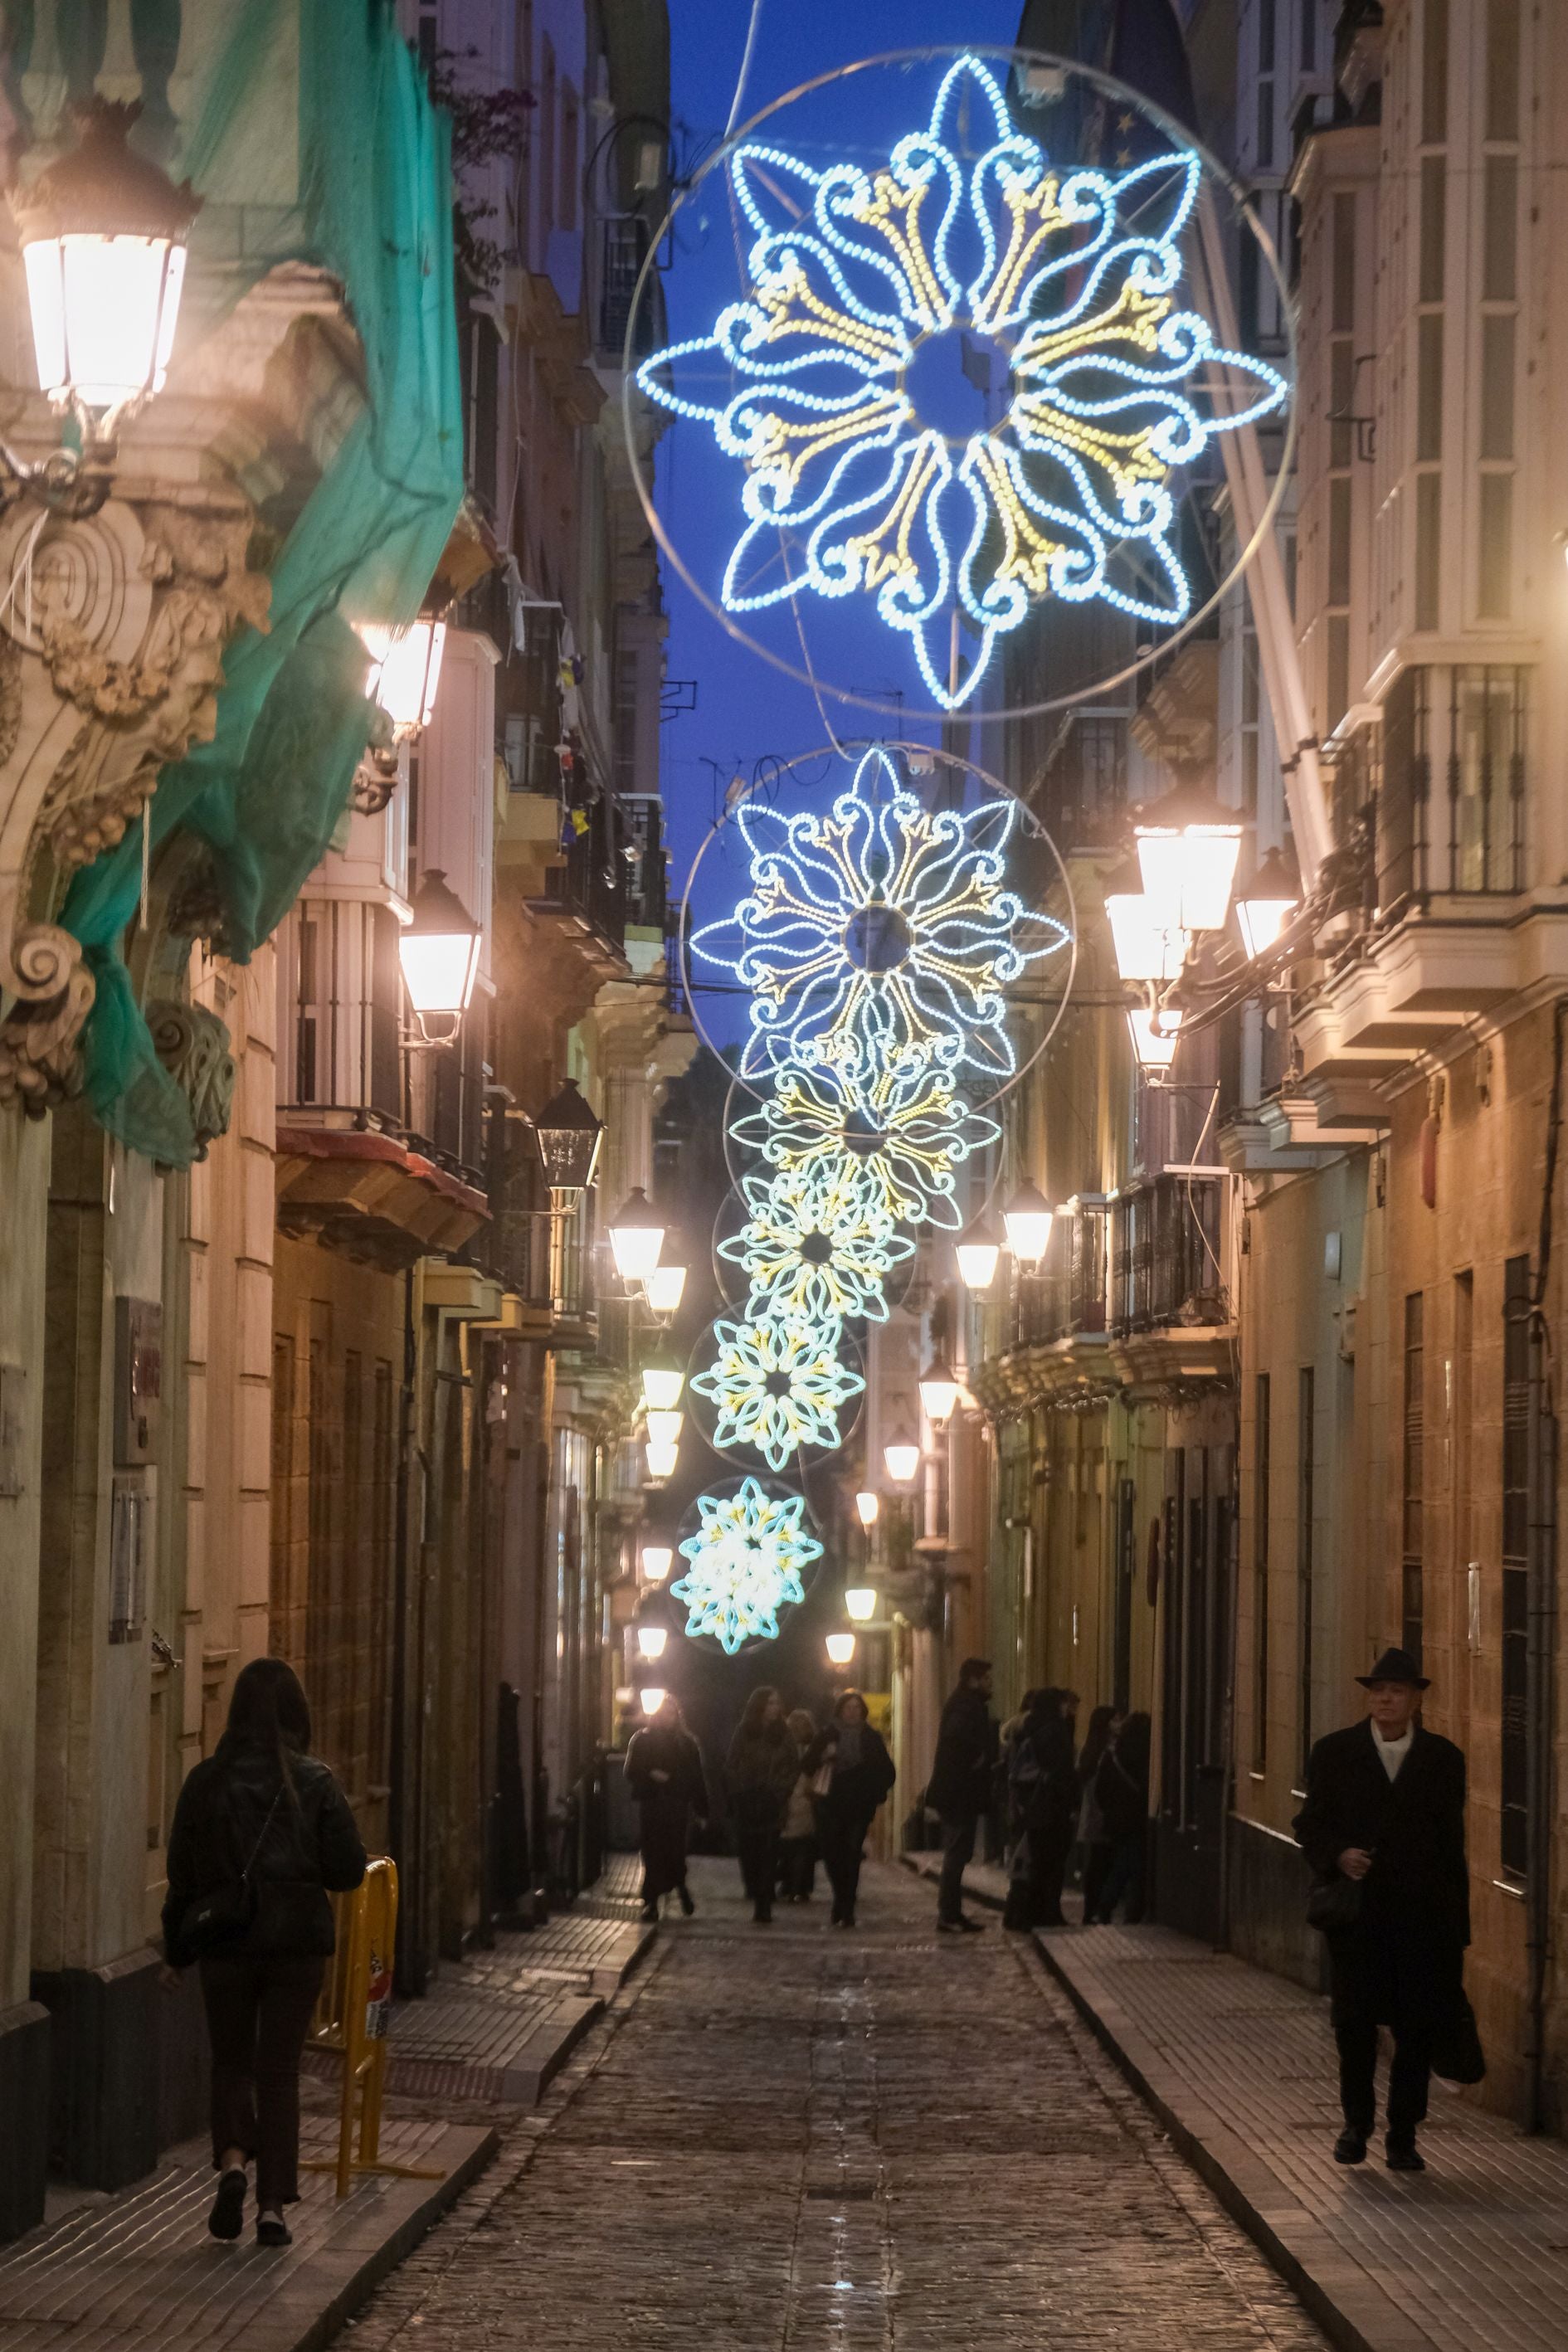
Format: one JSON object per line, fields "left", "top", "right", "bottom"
{"left": 1477, "top": 0, "right": 1519, "bottom": 621}
{"left": 1401, "top": 1293, "right": 1424, "bottom": 1667}
{"left": 1502, "top": 1255, "right": 1529, "bottom": 1877}
{"left": 1298, "top": 1367, "right": 1315, "bottom": 1779}
{"left": 1252, "top": 1374, "right": 1270, "bottom": 1772}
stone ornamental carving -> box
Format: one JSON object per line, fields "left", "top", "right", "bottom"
{"left": 0, "top": 475, "right": 269, "bottom": 1111}
{"left": 145, "top": 997, "right": 235, "bottom": 1163}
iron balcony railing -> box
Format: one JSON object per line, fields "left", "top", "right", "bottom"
{"left": 1109, "top": 1176, "right": 1227, "bottom": 1335}
{"left": 1005, "top": 1197, "right": 1110, "bottom": 1351}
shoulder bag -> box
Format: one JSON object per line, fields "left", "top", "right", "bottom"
{"left": 178, "top": 1789, "right": 283, "bottom": 1959}
{"left": 1305, "top": 1872, "right": 1363, "bottom": 1934}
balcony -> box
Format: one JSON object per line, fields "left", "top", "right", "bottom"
{"left": 974, "top": 1198, "right": 1116, "bottom": 1417}
{"left": 598, "top": 214, "right": 666, "bottom": 368}
{"left": 1107, "top": 1175, "right": 1235, "bottom": 1399}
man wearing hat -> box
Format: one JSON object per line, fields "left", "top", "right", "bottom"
{"left": 1293, "top": 1648, "right": 1469, "bottom": 2174}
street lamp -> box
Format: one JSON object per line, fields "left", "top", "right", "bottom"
{"left": 358, "top": 617, "right": 447, "bottom": 738}
{"left": 1235, "top": 845, "right": 1300, "bottom": 961}
{"left": 883, "top": 1439, "right": 920, "bottom": 1485}
{"left": 640, "top": 1359, "right": 684, "bottom": 1412}
{"left": 645, "top": 1409, "right": 684, "bottom": 1449}
{"left": 607, "top": 1186, "right": 665, "bottom": 1284}
{"left": 640, "top": 1543, "right": 673, "bottom": 1583}
{"left": 645, "top": 1438, "right": 679, "bottom": 1481}
{"left": 1002, "top": 1181, "right": 1054, "bottom": 1268}
{"left": 954, "top": 1215, "right": 1002, "bottom": 1292}
{"left": 1105, "top": 888, "right": 1189, "bottom": 985}
{"left": 645, "top": 1260, "right": 688, "bottom": 1317}
{"left": 13, "top": 99, "right": 199, "bottom": 440}
{"left": 918, "top": 1352, "right": 960, "bottom": 1427}
{"left": 640, "top": 1686, "right": 667, "bottom": 1716}
{"left": 844, "top": 1587, "right": 877, "bottom": 1624}
{"left": 1132, "top": 784, "right": 1244, "bottom": 936}
{"left": 397, "top": 869, "right": 482, "bottom": 1041}
{"left": 1127, "top": 1003, "right": 1185, "bottom": 1074}
{"left": 825, "top": 1631, "right": 857, "bottom": 1668}
{"left": 636, "top": 1624, "right": 669, "bottom": 1660}
{"left": 532, "top": 1079, "right": 604, "bottom": 1197}
{"left": 854, "top": 1491, "right": 879, "bottom": 1530}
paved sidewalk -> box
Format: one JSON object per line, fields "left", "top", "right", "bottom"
{"left": 1038, "top": 1918, "right": 1568, "bottom": 2352}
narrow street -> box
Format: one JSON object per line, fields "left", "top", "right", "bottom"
{"left": 348, "top": 1863, "right": 1327, "bottom": 2352}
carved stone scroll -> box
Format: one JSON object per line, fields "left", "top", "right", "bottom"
{"left": 146, "top": 998, "right": 236, "bottom": 1161}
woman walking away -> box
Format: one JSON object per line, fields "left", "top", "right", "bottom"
{"left": 1074, "top": 1704, "right": 1121, "bottom": 1924}
{"left": 726, "top": 1687, "right": 800, "bottom": 1921}
{"left": 163, "top": 1658, "right": 365, "bottom": 2248}
{"left": 805, "top": 1692, "right": 896, "bottom": 1927}
{"left": 1003, "top": 1689, "right": 1079, "bottom": 1930}
{"left": 779, "top": 1708, "right": 820, "bottom": 1902}
{"left": 626, "top": 1698, "right": 709, "bottom": 1921}
{"left": 1090, "top": 1712, "right": 1152, "bottom": 1923}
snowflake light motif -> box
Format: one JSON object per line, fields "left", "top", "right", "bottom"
{"left": 693, "top": 745, "right": 1066, "bottom": 1083}
{"left": 637, "top": 54, "right": 1288, "bottom": 709}
{"left": 731, "top": 1051, "right": 999, "bottom": 1233}
{"left": 690, "top": 1305, "right": 865, "bottom": 1469}
{"left": 673, "top": 1478, "right": 825, "bottom": 1652}
{"left": 719, "top": 1158, "right": 913, "bottom": 1325}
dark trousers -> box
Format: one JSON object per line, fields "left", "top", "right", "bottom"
{"left": 1094, "top": 1830, "right": 1146, "bottom": 1922}
{"left": 1336, "top": 2018, "right": 1433, "bottom": 2142}
{"left": 778, "top": 1834, "right": 816, "bottom": 1899}
{"left": 937, "top": 1814, "right": 976, "bottom": 1922}
{"left": 819, "top": 1814, "right": 868, "bottom": 1922}
{"left": 200, "top": 1952, "right": 325, "bottom": 2208}
{"left": 1080, "top": 1841, "right": 1113, "bottom": 1923}
{"left": 737, "top": 1823, "right": 780, "bottom": 1916}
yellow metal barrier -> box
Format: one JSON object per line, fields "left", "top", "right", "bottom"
{"left": 304, "top": 1857, "right": 441, "bottom": 2199}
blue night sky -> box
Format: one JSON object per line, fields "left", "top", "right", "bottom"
{"left": 652, "top": 1, "right": 1026, "bottom": 1028}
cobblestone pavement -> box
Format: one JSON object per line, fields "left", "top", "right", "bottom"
{"left": 342, "top": 1859, "right": 1329, "bottom": 2352}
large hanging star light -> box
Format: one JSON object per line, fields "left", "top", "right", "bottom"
{"left": 690, "top": 1306, "right": 865, "bottom": 1468}
{"left": 636, "top": 53, "right": 1288, "bottom": 709}
{"left": 719, "top": 1157, "right": 913, "bottom": 1325}
{"left": 731, "top": 1051, "right": 999, "bottom": 1232}
{"left": 693, "top": 745, "right": 1067, "bottom": 1083}
{"left": 673, "top": 1478, "right": 825, "bottom": 1652}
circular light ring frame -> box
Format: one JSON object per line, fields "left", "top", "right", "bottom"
{"left": 620, "top": 43, "right": 1298, "bottom": 728}
{"left": 671, "top": 1470, "right": 828, "bottom": 1656}
{"left": 678, "top": 738, "right": 1079, "bottom": 1109}
{"left": 683, "top": 1313, "right": 867, "bottom": 1473}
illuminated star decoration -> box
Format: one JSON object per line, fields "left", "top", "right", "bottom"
{"left": 693, "top": 744, "right": 1068, "bottom": 1082}
{"left": 690, "top": 1306, "right": 866, "bottom": 1470}
{"left": 637, "top": 53, "right": 1288, "bottom": 710}
{"left": 718, "top": 1159, "right": 913, "bottom": 1323}
{"left": 673, "top": 1478, "right": 825, "bottom": 1653}
{"left": 729, "top": 1049, "right": 1001, "bottom": 1233}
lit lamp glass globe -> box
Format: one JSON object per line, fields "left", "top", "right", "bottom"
{"left": 1132, "top": 784, "right": 1244, "bottom": 936}
{"left": 608, "top": 1187, "right": 665, "bottom": 1284}
{"left": 358, "top": 617, "right": 447, "bottom": 738}
{"left": 640, "top": 1360, "right": 684, "bottom": 1412}
{"left": 844, "top": 1587, "right": 877, "bottom": 1624}
{"left": 1002, "top": 1181, "right": 1054, "bottom": 1268}
{"left": 1106, "top": 889, "right": 1189, "bottom": 985}
{"left": 1127, "top": 1004, "right": 1184, "bottom": 1074}
{"left": 645, "top": 1438, "right": 679, "bottom": 1481}
{"left": 825, "top": 1631, "right": 857, "bottom": 1668}
{"left": 12, "top": 98, "right": 201, "bottom": 428}
{"left": 854, "top": 1490, "right": 879, "bottom": 1529}
{"left": 918, "top": 1353, "right": 959, "bottom": 1426}
{"left": 645, "top": 1409, "right": 684, "bottom": 1449}
{"left": 884, "top": 1440, "right": 920, "bottom": 1485}
{"left": 636, "top": 1624, "right": 669, "bottom": 1661}
{"left": 397, "top": 869, "right": 482, "bottom": 1030}
{"left": 1235, "top": 845, "right": 1299, "bottom": 961}
{"left": 645, "top": 1261, "right": 688, "bottom": 1316}
{"left": 954, "top": 1217, "right": 1001, "bottom": 1291}
{"left": 640, "top": 1686, "right": 667, "bottom": 1716}
{"left": 640, "top": 1543, "right": 674, "bottom": 1583}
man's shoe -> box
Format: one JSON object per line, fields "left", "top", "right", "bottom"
{"left": 640, "top": 1901, "right": 659, "bottom": 1922}
{"left": 256, "top": 2210, "right": 292, "bottom": 2248}
{"left": 678, "top": 1884, "right": 695, "bottom": 1917}
{"left": 938, "top": 1914, "right": 984, "bottom": 1934}
{"left": 1385, "top": 2137, "right": 1426, "bottom": 2173}
{"left": 1332, "top": 2130, "right": 1368, "bottom": 2165}
{"left": 208, "top": 2167, "right": 246, "bottom": 2240}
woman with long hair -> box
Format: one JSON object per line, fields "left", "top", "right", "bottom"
{"left": 778, "top": 1707, "right": 820, "bottom": 1903}
{"left": 803, "top": 1690, "right": 896, "bottom": 1928}
{"left": 725, "top": 1686, "right": 800, "bottom": 1922}
{"left": 163, "top": 1658, "right": 366, "bottom": 2247}
{"left": 1002, "top": 1687, "right": 1079, "bottom": 1931}
{"left": 1074, "top": 1703, "right": 1122, "bottom": 1924}
{"left": 1089, "top": 1712, "right": 1152, "bottom": 1923}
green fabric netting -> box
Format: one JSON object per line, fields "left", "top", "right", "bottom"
{"left": 55, "top": 0, "right": 463, "bottom": 1167}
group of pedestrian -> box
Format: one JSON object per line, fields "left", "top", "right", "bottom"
{"left": 927, "top": 1659, "right": 1151, "bottom": 1935}
{"left": 722, "top": 1686, "right": 896, "bottom": 1926}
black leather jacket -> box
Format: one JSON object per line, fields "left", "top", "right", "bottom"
{"left": 163, "top": 1733, "right": 367, "bottom": 1968}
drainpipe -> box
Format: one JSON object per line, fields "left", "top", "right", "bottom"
{"left": 1525, "top": 999, "right": 1566, "bottom": 2132}
{"left": 389, "top": 1259, "right": 416, "bottom": 1991}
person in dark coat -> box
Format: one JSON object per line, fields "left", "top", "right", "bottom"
{"left": 1074, "top": 1703, "right": 1122, "bottom": 1923}
{"left": 779, "top": 1707, "right": 821, "bottom": 1902}
{"left": 1002, "top": 1689, "right": 1079, "bottom": 1930}
{"left": 726, "top": 1686, "right": 801, "bottom": 1921}
{"left": 927, "top": 1658, "right": 996, "bottom": 1933}
{"left": 163, "top": 1658, "right": 366, "bottom": 2249}
{"left": 804, "top": 1689, "right": 896, "bottom": 1927}
{"left": 626, "top": 1699, "right": 709, "bottom": 1921}
{"left": 1088, "top": 1712, "right": 1151, "bottom": 1922}
{"left": 1293, "top": 1648, "right": 1469, "bottom": 2173}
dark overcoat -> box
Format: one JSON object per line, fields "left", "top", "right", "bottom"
{"left": 1293, "top": 1720, "right": 1469, "bottom": 2031}
{"left": 803, "top": 1724, "right": 896, "bottom": 1836}
{"left": 926, "top": 1687, "right": 998, "bottom": 1821}
{"left": 626, "top": 1722, "right": 709, "bottom": 1897}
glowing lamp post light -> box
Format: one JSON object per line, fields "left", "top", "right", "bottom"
{"left": 398, "top": 869, "right": 482, "bottom": 1044}
{"left": 1106, "top": 889, "right": 1190, "bottom": 986}
{"left": 358, "top": 617, "right": 447, "bottom": 738}
{"left": 640, "top": 1360, "right": 684, "bottom": 1413}
{"left": 1235, "top": 845, "right": 1300, "bottom": 962}
{"left": 608, "top": 1187, "right": 665, "bottom": 1286}
{"left": 825, "top": 1631, "right": 857, "bottom": 1668}
{"left": 844, "top": 1587, "right": 877, "bottom": 1624}
{"left": 645, "top": 1409, "right": 684, "bottom": 1449}
{"left": 1002, "top": 1182, "right": 1054, "bottom": 1269}
{"left": 640, "top": 1686, "right": 667, "bottom": 1716}
{"left": 640, "top": 1543, "right": 674, "bottom": 1583}
{"left": 955, "top": 1216, "right": 1002, "bottom": 1292}
{"left": 1127, "top": 1004, "right": 1185, "bottom": 1074}
{"left": 918, "top": 1353, "right": 960, "bottom": 1427}
{"left": 1132, "top": 786, "right": 1244, "bottom": 937}
{"left": 884, "top": 1439, "right": 921, "bottom": 1486}
{"left": 636, "top": 1624, "right": 669, "bottom": 1661}
{"left": 645, "top": 1438, "right": 679, "bottom": 1482}
{"left": 645, "top": 1260, "right": 688, "bottom": 1317}
{"left": 854, "top": 1491, "right": 880, "bottom": 1531}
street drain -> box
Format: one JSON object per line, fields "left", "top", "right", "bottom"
{"left": 804, "top": 2183, "right": 878, "bottom": 2200}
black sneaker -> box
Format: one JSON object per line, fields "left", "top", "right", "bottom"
{"left": 1332, "top": 2130, "right": 1368, "bottom": 2165}
{"left": 678, "top": 1884, "right": 695, "bottom": 1916}
{"left": 1385, "top": 2137, "right": 1425, "bottom": 2173}
{"left": 256, "top": 2209, "right": 292, "bottom": 2247}
{"left": 208, "top": 2167, "right": 246, "bottom": 2240}
{"left": 640, "top": 1901, "right": 659, "bottom": 1922}
{"left": 938, "top": 1915, "right": 985, "bottom": 1934}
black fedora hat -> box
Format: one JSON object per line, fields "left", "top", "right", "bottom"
{"left": 1356, "top": 1645, "right": 1429, "bottom": 1691}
